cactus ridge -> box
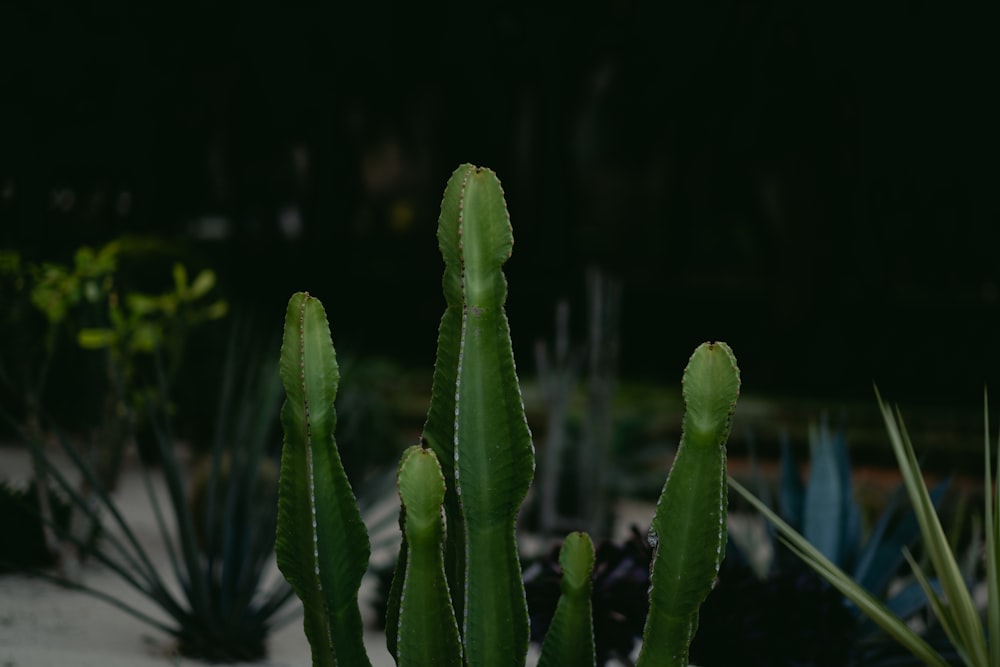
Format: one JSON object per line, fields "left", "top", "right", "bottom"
{"left": 274, "top": 167, "right": 741, "bottom": 667}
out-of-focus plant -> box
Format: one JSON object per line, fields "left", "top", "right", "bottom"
{"left": 2, "top": 239, "right": 227, "bottom": 484}
{"left": 742, "top": 423, "right": 951, "bottom": 602}
{"left": 0, "top": 479, "right": 75, "bottom": 573}
{"left": 1, "top": 242, "right": 122, "bottom": 417}
{"left": 776, "top": 424, "right": 958, "bottom": 664}
{"left": 17, "top": 323, "right": 296, "bottom": 662}
{"left": 717, "top": 422, "right": 957, "bottom": 665}
{"left": 76, "top": 249, "right": 228, "bottom": 490}
{"left": 534, "top": 268, "right": 622, "bottom": 540}
{"left": 732, "top": 388, "right": 999, "bottom": 667}
{"left": 1, "top": 240, "right": 227, "bottom": 575}
{"left": 275, "top": 164, "right": 741, "bottom": 667}
{"left": 333, "top": 354, "right": 411, "bottom": 485}
{"left": 1, "top": 244, "right": 120, "bottom": 567}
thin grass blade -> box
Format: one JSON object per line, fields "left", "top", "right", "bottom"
{"left": 877, "top": 391, "right": 988, "bottom": 664}
{"left": 901, "top": 549, "right": 975, "bottom": 666}
{"left": 985, "top": 390, "right": 1000, "bottom": 667}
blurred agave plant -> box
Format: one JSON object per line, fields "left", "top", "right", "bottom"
{"left": 733, "top": 388, "right": 999, "bottom": 667}
{"left": 12, "top": 323, "right": 297, "bottom": 662}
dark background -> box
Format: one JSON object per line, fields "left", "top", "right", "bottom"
{"left": 2, "top": 1, "right": 999, "bottom": 406}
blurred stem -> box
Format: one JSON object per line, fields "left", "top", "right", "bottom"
{"left": 580, "top": 268, "right": 621, "bottom": 539}
{"left": 535, "top": 269, "right": 621, "bottom": 540}
{"left": 25, "top": 323, "right": 62, "bottom": 572}
{"left": 25, "top": 398, "right": 59, "bottom": 567}
{"left": 94, "top": 345, "right": 133, "bottom": 492}
{"left": 536, "top": 299, "right": 577, "bottom": 536}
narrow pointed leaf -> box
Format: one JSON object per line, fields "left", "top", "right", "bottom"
{"left": 877, "top": 391, "right": 988, "bottom": 664}
{"left": 803, "top": 422, "right": 847, "bottom": 564}
{"left": 731, "top": 477, "right": 951, "bottom": 667}
{"left": 901, "top": 548, "right": 973, "bottom": 665}
{"left": 988, "top": 390, "right": 1000, "bottom": 667}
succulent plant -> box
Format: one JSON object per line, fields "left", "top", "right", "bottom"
{"left": 275, "top": 164, "right": 741, "bottom": 667}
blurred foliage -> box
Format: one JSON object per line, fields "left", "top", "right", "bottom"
{"left": 334, "top": 355, "right": 412, "bottom": 486}
{"left": 0, "top": 238, "right": 227, "bottom": 432}
{"left": 0, "top": 479, "right": 72, "bottom": 573}
{"left": 0, "top": 237, "right": 229, "bottom": 581}
{"left": 14, "top": 318, "right": 296, "bottom": 661}
{"left": 731, "top": 390, "right": 996, "bottom": 666}
{"left": 722, "top": 421, "right": 973, "bottom": 665}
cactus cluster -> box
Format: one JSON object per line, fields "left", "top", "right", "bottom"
{"left": 275, "top": 164, "right": 741, "bottom": 666}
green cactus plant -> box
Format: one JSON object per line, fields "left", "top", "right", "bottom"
{"left": 275, "top": 164, "right": 741, "bottom": 667}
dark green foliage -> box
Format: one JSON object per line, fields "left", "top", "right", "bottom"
{"left": 0, "top": 479, "right": 70, "bottom": 572}
{"left": 690, "top": 563, "right": 856, "bottom": 667}
{"left": 334, "top": 355, "right": 409, "bottom": 485}
{"left": 188, "top": 452, "right": 280, "bottom": 560}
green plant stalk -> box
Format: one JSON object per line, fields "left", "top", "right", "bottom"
{"left": 537, "top": 532, "right": 597, "bottom": 667}
{"left": 414, "top": 170, "right": 467, "bottom": 625}
{"left": 637, "top": 342, "right": 739, "bottom": 667}
{"left": 276, "top": 293, "right": 371, "bottom": 667}
{"left": 394, "top": 445, "right": 462, "bottom": 666}
{"left": 416, "top": 164, "right": 535, "bottom": 666}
